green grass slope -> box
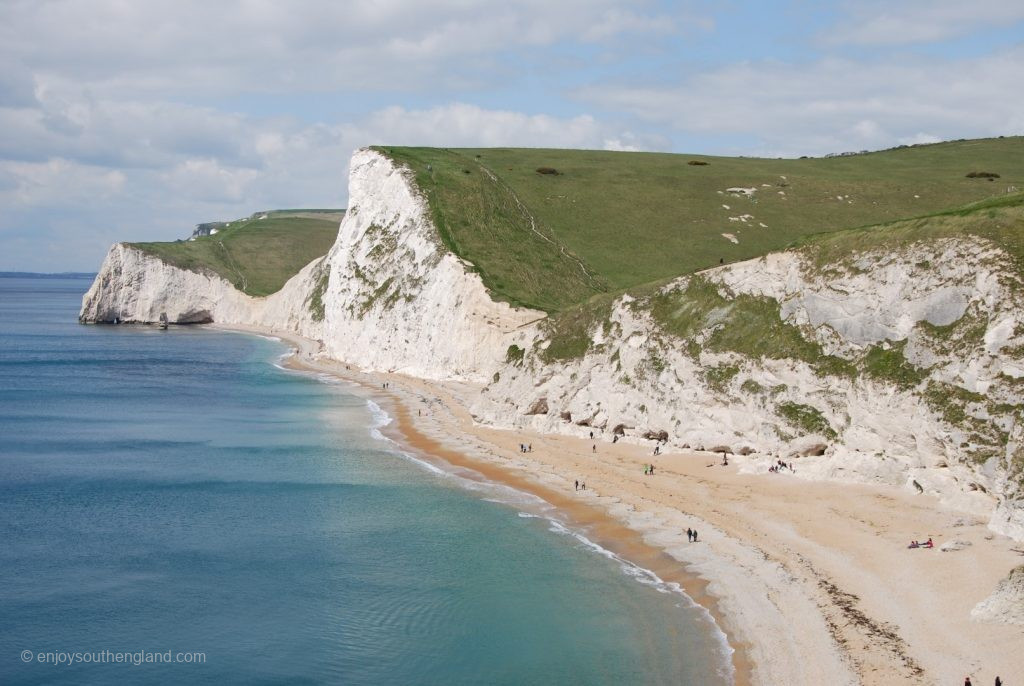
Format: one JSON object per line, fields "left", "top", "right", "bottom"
{"left": 542, "top": 191, "right": 1024, "bottom": 369}
{"left": 129, "top": 210, "right": 342, "bottom": 297}
{"left": 379, "top": 137, "right": 1024, "bottom": 312}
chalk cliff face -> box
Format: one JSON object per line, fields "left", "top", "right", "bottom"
{"left": 472, "top": 238, "right": 1024, "bottom": 540}
{"left": 81, "top": 147, "right": 1024, "bottom": 541}
{"left": 319, "top": 150, "right": 542, "bottom": 382}
{"left": 79, "top": 243, "right": 326, "bottom": 340}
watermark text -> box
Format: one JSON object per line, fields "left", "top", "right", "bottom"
{"left": 21, "top": 649, "right": 205, "bottom": 667}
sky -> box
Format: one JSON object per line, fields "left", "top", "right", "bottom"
{"left": 1, "top": 0, "right": 1022, "bottom": 272}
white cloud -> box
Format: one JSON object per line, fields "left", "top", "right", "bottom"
{"left": 0, "top": 0, "right": 685, "bottom": 97}
{"left": 823, "top": 0, "right": 1024, "bottom": 46}
{"left": 574, "top": 47, "right": 1024, "bottom": 156}
{"left": 0, "top": 158, "right": 126, "bottom": 207}
{"left": 346, "top": 103, "right": 646, "bottom": 149}
{"left": 0, "top": 100, "right": 649, "bottom": 270}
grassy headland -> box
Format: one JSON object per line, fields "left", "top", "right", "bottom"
{"left": 130, "top": 210, "right": 342, "bottom": 296}
{"left": 379, "top": 137, "right": 1024, "bottom": 312}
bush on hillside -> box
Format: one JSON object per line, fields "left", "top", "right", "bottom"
{"left": 688, "top": 160, "right": 709, "bottom": 166}
{"left": 536, "top": 167, "right": 560, "bottom": 175}
{"left": 966, "top": 171, "right": 1001, "bottom": 179}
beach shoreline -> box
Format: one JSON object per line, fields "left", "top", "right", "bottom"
{"left": 220, "top": 323, "right": 1023, "bottom": 685}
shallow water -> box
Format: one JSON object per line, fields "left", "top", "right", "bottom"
{"left": 0, "top": 275, "right": 730, "bottom": 685}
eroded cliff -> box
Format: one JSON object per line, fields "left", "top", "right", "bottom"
{"left": 81, "top": 147, "right": 1024, "bottom": 541}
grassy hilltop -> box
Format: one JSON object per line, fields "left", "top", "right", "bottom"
{"left": 130, "top": 210, "right": 342, "bottom": 296}
{"left": 378, "top": 137, "right": 1024, "bottom": 312}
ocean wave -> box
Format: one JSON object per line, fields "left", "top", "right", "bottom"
{"left": 363, "top": 400, "right": 446, "bottom": 476}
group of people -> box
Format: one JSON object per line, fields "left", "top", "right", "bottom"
{"left": 908, "top": 537, "right": 934, "bottom": 549}
{"left": 574, "top": 479, "right": 587, "bottom": 491}
{"left": 519, "top": 443, "right": 532, "bottom": 453}
{"left": 643, "top": 463, "right": 656, "bottom": 475}
{"left": 686, "top": 527, "right": 699, "bottom": 542}
{"left": 769, "top": 459, "right": 793, "bottom": 473}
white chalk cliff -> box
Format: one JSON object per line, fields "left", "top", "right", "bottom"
{"left": 81, "top": 147, "right": 1024, "bottom": 543}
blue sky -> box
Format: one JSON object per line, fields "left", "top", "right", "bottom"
{"left": 1, "top": 0, "right": 1022, "bottom": 271}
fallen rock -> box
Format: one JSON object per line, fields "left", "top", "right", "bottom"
{"left": 643, "top": 429, "right": 669, "bottom": 442}
{"left": 526, "top": 397, "right": 549, "bottom": 415}
{"left": 972, "top": 565, "right": 1024, "bottom": 625}
{"left": 737, "top": 446, "right": 756, "bottom": 455}
{"left": 708, "top": 445, "right": 733, "bottom": 455}
{"left": 940, "top": 539, "right": 972, "bottom": 552}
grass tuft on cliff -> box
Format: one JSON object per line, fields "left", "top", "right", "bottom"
{"left": 129, "top": 211, "right": 342, "bottom": 297}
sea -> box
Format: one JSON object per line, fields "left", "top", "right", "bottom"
{"left": 0, "top": 274, "right": 731, "bottom": 685}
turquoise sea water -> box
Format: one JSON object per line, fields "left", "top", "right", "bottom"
{"left": 0, "top": 275, "right": 730, "bottom": 685}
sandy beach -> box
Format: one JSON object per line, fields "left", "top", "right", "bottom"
{"left": 225, "top": 323, "right": 1024, "bottom": 685}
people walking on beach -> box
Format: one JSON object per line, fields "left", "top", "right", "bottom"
{"left": 574, "top": 479, "right": 579, "bottom": 491}
{"left": 692, "top": 529, "right": 698, "bottom": 542}
{"left": 687, "top": 528, "right": 693, "bottom": 542}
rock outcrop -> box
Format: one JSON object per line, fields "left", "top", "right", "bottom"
{"left": 972, "top": 565, "right": 1024, "bottom": 625}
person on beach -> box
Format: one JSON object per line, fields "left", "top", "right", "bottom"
{"left": 592, "top": 444, "right": 596, "bottom": 453}
{"left": 964, "top": 677, "right": 972, "bottom": 686}
{"left": 650, "top": 464, "right": 655, "bottom": 475}
{"left": 581, "top": 482, "right": 586, "bottom": 490}
{"left": 687, "top": 528, "right": 693, "bottom": 542}
{"left": 590, "top": 431, "right": 594, "bottom": 439}
{"left": 528, "top": 444, "right": 532, "bottom": 452}
{"left": 692, "top": 529, "right": 698, "bottom": 542}
{"left": 574, "top": 479, "right": 579, "bottom": 491}
{"left": 995, "top": 676, "right": 1002, "bottom": 686}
